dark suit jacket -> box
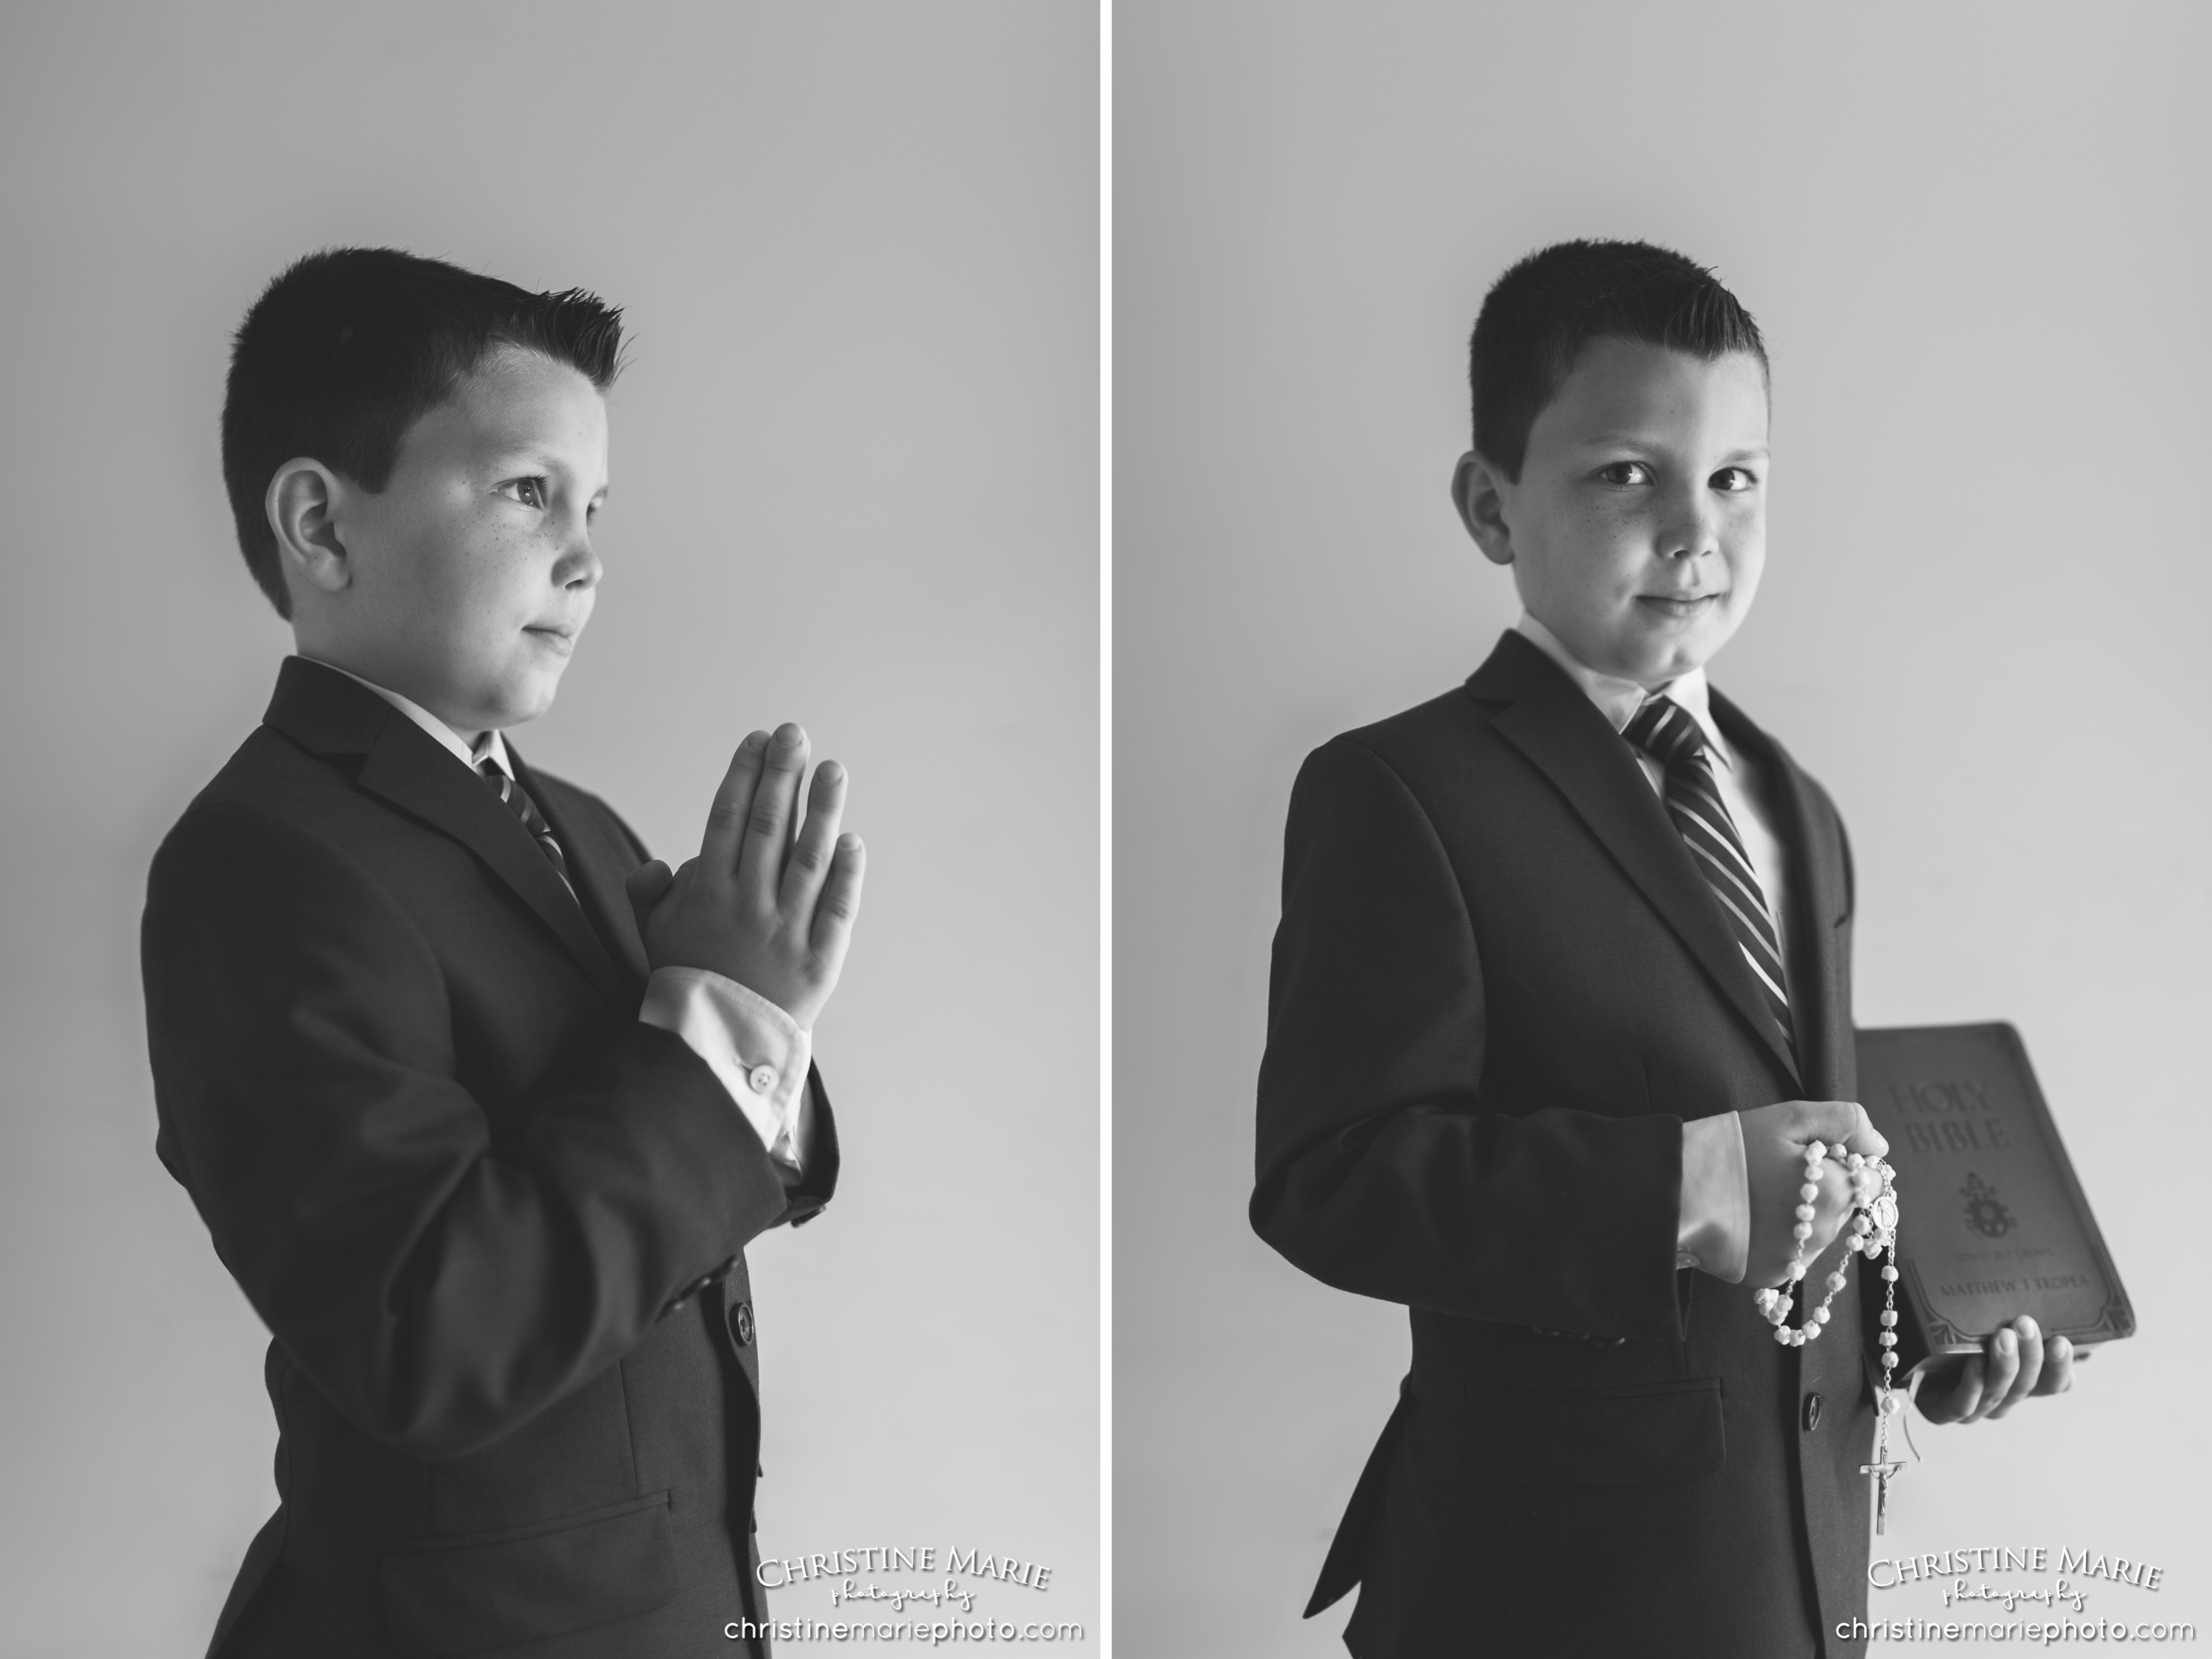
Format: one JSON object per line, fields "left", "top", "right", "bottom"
{"left": 142, "top": 657, "right": 837, "bottom": 1658}
{"left": 1251, "top": 632, "right": 1875, "bottom": 1659}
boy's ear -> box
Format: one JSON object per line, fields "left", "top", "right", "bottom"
{"left": 1451, "top": 450, "right": 1516, "bottom": 568}
{"left": 267, "top": 459, "right": 353, "bottom": 598}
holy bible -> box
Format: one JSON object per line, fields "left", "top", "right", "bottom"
{"left": 1854, "top": 1023, "right": 2133, "bottom": 1370}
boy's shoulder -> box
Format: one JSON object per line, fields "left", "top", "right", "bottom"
{"left": 1284, "top": 681, "right": 1516, "bottom": 856}
{"left": 1313, "top": 627, "right": 1573, "bottom": 772}
{"left": 1328, "top": 681, "right": 1492, "bottom": 764}
{"left": 161, "top": 720, "right": 380, "bottom": 866}
{"left": 1302, "top": 632, "right": 1550, "bottom": 800}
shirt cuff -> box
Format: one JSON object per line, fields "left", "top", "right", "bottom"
{"left": 1675, "top": 1111, "right": 1749, "bottom": 1282}
{"left": 638, "top": 967, "right": 811, "bottom": 1169}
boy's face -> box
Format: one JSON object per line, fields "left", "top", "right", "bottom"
{"left": 295, "top": 344, "right": 610, "bottom": 734}
{"left": 1454, "top": 338, "right": 1770, "bottom": 688}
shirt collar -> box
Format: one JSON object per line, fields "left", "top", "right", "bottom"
{"left": 307, "top": 658, "right": 515, "bottom": 779}
{"left": 1512, "top": 613, "right": 1734, "bottom": 771}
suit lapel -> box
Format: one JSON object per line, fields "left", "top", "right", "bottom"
{"left": 1714, "top": 692, "right": 1847, "bottom": 1099}
{"left": 512, "top": 746, "right": 652, "bottom": 1001}
{"left": 1467, "top": 633, "right": 1802, "bottom": 1086}
{"left": 263, "top": 658, "right": 633, "bottom": 1016}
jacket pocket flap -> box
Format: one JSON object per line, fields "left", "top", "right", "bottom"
{"left": 1462, "top": 1378, "right": 1724, "bottom": 1486}
{"left": 380, "top": 1492, "right": 678, "bottom": 1655}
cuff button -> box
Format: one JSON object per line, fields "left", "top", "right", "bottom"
{"left": 729, "top": 1298, "right": 755, "bottom": 1347}
{"left": 748, "top": 1064, "right": 779, "bottom": 1094}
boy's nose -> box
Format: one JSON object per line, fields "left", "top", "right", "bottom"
{"left": 555, "top": 535, "right": 603, "bottom": 591}
{"left": 1658, "top": 493, "right": 1720, "bottom": 560}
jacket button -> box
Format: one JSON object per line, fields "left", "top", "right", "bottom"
{"left": 729, "top": 1298, "right": 755, "bottom": 1347}
{"left": 1803, "top": 1392, "right": 1824, "bottom": 1431}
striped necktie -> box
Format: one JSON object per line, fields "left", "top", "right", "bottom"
{"left": 477, "top": 759, "right": 572, "bottom": 884}
{"left": 1622, "top": 695, "right": 1797, "bottom": 1069}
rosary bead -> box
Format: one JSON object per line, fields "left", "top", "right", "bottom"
{"left": 1804, "top": 1324, "right": 1822, "bottom": 1340}
{"left": 1851, "top": 1214, "right": 1872, "bottom": 1235}
{"left": 1882, "top": 1265, "right": 1899, "bottom": 1281}
{"left": 1791, "top": 1222, "right": 1812, "bottom": 1241}
{"left": 1880, "top": 1310, "right": 1898, "bottom": 1327}
{"left": 1847, "top": 1152, "right": 1865, "bottom": 1171}
{"left": 1795, "top": 1203, "right": 1816, "bottom": 1221}
{"left": 1805, "top": 1141, "right": 1828, "bottom": 1162}
{"left": 1798, "top": 1182, "right": 1820, "bottom": 1202}
{"left": 1813, "top": 1306, "right": 1831, "bottom": 1324}
{"left": 1827, "top": 1271, "right": 1848, "bottom": 1292}
{"left": 1882, "top": 1351, "right": 1898, "bottom": 1370}
{"left": 1877, "top": 1332, "right": 1896, "bottom": 1347}
{"left": 1787, "top": 1260, "right": 1806, "bottom": 1281}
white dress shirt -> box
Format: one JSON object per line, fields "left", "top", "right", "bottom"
{"left": 1512, "top": 615, "right": 1781, "bottom": 1284}
{"left": 314, "top": 659, "right": 811, "bottom": 1169}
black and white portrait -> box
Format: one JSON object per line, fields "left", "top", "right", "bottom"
{"left": 0, "top": 5, "right": 1096, "bottom": 1655}
{"left": 1115, "top": 2, "right": 2202, "bottom": 1654}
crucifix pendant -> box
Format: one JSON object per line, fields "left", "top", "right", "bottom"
{"left": 1861, "top": 1455, "right": 1905, "bottom": 1534}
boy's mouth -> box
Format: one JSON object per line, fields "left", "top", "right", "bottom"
{"left": 1638, "top": 593, "right": 1725, "bottom": 618}
{"left": 524, "top": 625, "right": 576, "bottom": 654}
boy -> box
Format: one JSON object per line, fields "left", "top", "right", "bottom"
{"left": 142, "top": 248, "right": 864, "bottom": 1658}
{"left": 1251, "top": 240, "right": 2070, "bottom": 1658}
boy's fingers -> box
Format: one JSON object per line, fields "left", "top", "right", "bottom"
{"left": 1936, "top": 1356, "right": 1984, "bottom": 1423}
{"left": 701, "top": 732, "right": 772, "bottom": 874}
{"left": 810, "top": 833, "right": 866, "bottom": 955}
{"left": 740, "top": 724, "right": 809, "bottom": 897}
{"left": 2041, "top": 1335, "right": 2075, "bottom": 1394}
{"left": 1969, "top": 1327, "right": 2021, "bottom": 1423}
{"left": 1811, "top": 1159, "right": 1855, "bottom": 1233}
{"left": 1989, "top": 1318, "right": 2043, "bottom": 1419}
{"left": 625, "top": 859, "right": 674, "bottom": 933}
{"left": 1820, "top": 1101, "right": 1888, "bottom": 1162}
{"left": 781, "top": 760, "right": 847, "bottom": 911}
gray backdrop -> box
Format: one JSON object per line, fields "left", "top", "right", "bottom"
{"left": 1116, "top": 2, "right": 2208, "bottom": 1652}
{"left": 0, "top": 4, "right": 1096, "bottom": 1653}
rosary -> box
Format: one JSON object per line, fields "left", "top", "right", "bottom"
{"left": 1750, "top": 1141, "right": 1907, "bottom": 1534}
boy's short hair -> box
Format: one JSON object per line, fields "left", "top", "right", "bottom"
{"left": 1469, "top": 238, "right": 1766, "bottom": 481}
{"left": 222, "top": 247, "right": 625, "bottom": 617}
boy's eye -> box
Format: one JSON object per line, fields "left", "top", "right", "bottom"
{"left": 1596, "top": 461, "right": 1653, "bottom": 487}
{"left": 1711, "top": 467, "right": 1759, "bottom": 493}
{"left": 500, "top": 476, "right": 549, "bottom": 509}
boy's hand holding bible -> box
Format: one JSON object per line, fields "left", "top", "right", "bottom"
{"left": 1739, "top": 1098, "right": 2074, "bottom": 1422}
